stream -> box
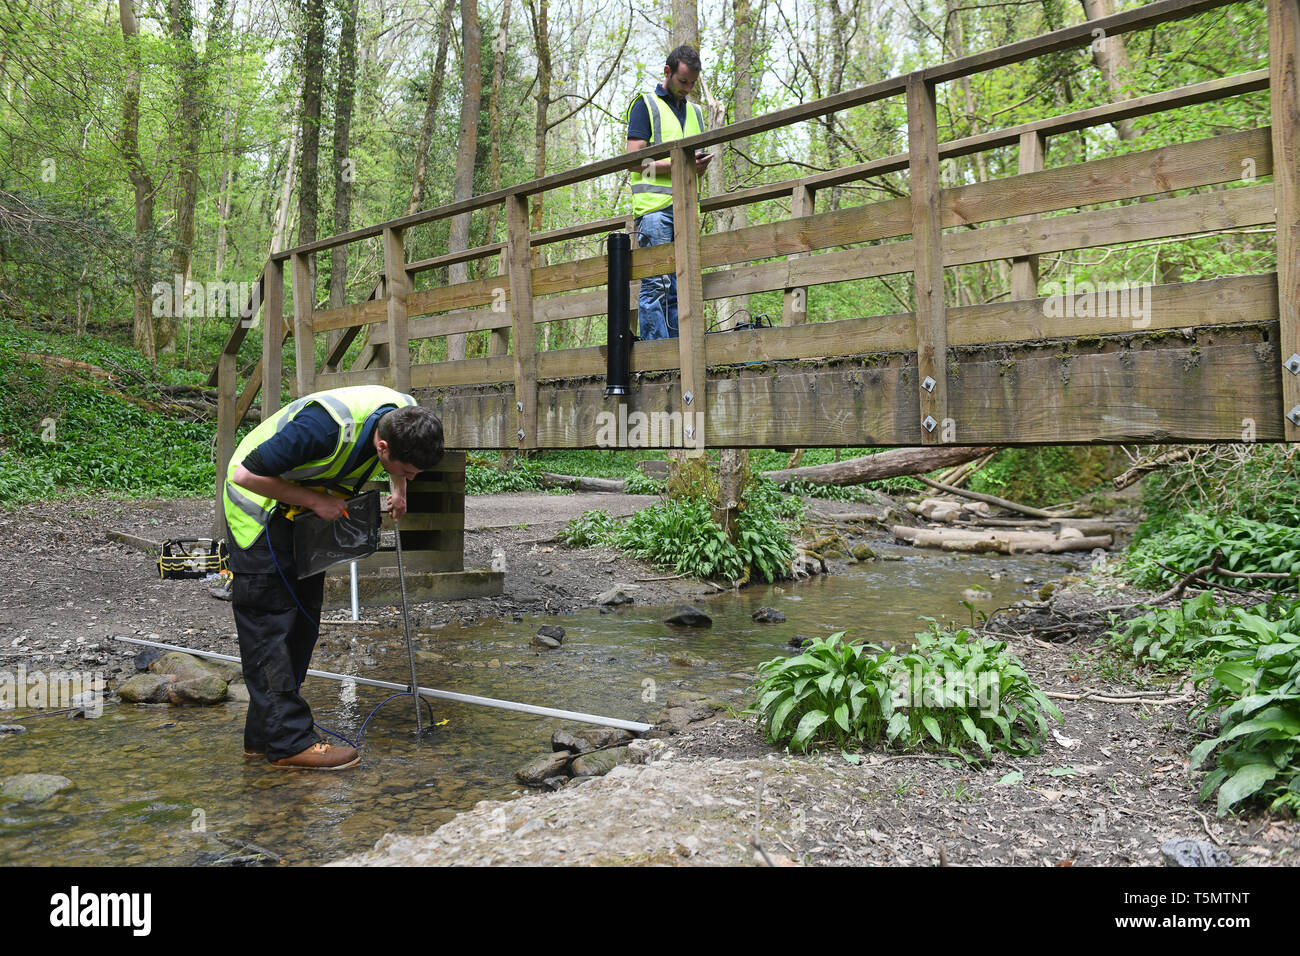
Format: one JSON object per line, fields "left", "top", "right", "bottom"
{"left": 0, "top": 543, "right": 1084, "bottom": 866}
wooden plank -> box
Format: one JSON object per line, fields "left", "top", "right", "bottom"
{"left": 215, "top": 350, "right": 237, "bottom": 539}
{"left": 421, "top": 326, "right": 1282, "bottom": 449}
{"left": 380, "top": 513, "right": 464, "bottom": 531}
{"left": 404, "top": 479, "right": 466, "bottom": 493}
{"left": 908, "top": 75, "right": 946, "bottom": 444}
{"left": 262, "top": 259, "right": 283, "bottom": 418}
{"left": 946, "top": 127, "right": 1271, "bottom": 227}
{"left": 1011, "top": 131, "right": 1045, "bottom": 301}
{"left": 107, "top": 530, "right": 162, "bottom": 553}
{"left": 944, "top": 184, "right": 1275, "bottom": 268}
{"left": 948, "top": 274, "right": 1278, "bottom": 346}
{"left": 383, "top": 225, "right": 410, "bottom": 393}
{"left": 290, "top": 252, "right": 315, "bottom": 398}
{"left": 313, "top": 296, "right": 387, "bottom": 334}
{"left": 407, "top": 242, "right": 506, "bottom": 275}
{"left": 1271, "top": 0, "right": 1300, "bottom": 439}
{"left": 507, "top": 193, "right": 537, "bottom": 449}
{"left": 672, "top": 144, "right": 707, "bottom": 451}
{"left": 782, "top": 184, "right": 814, "bottom": 326}
{"left": 351, "top": 550, "right": 464, "bottom": 574}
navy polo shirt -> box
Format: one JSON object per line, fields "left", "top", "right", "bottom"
{"left": 627, "top": 83, "right": 690, "bottom": 141}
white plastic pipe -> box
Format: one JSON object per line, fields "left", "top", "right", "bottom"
{"left": 113, "top": 635, "right": 652, "bottom": 733}
{"left": 349, "top": 561, "right": 359, "bottom": 622}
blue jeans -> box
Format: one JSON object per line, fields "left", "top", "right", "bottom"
{"left": 635, "top": 207, "right": 678, "bottom": 340}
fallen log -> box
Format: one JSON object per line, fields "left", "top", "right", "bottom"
{"left": 893, "top": 525, "right": 1112, "bottom": 554}
{"left": 537, "top": 472, "right": 628, "bottom": 493}
{"left": 915, "top": 476, "right": 1052, "bottom": 519}
{"left": 1048, "top": 518, "right": 1123, "bottom": 536}
{"left": 763, "top": 446, "right": 997, "bottom": 487}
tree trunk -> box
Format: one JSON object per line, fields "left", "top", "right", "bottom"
{"left": 297, "top": 0, "right": 325, "bottom": 257}
{"left": 672, "top": 0, "right": 698, "bottom": 49}
{"left": 271, "top": 97, "right": 300, "bottom": 254}
{"left": 445, "top": 0, "right": 482, "bottom": 363}
{"left": 1081, "top": 0, "right": 1139, "bottom": 142}
{"left": 481, "top": 0, "right": 513, "bottom": 248}
{"left": 119, "top": 0, "right": 156, "bottom": 362}
{"left": 329, "top": 0, "right": 359, "bottom": 319}
{"left": 163, "top": 0, "right": 204, "bottom": 355}
{"left": 707, "top": 0, "right": 757, "bottom": 538}
{"left": 764, "top": 446, "right": 998, "bottom": 487}
{"left": 526, "top": 0, "right": 550, "bottom": 244}
{"left": 406, "top": 0, "right": 456, "bottom": 216}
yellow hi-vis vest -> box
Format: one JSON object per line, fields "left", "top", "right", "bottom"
{"left": 628, "top": 91, "right": 705, "bottom": 217}
{"left": 223, "top": 385, "right": 417, "bottom": 549}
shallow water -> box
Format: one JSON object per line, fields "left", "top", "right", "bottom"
{"left": 0, "top": 543, "right": 1078, "bottom": 866}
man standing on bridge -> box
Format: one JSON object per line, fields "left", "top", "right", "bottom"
{"left": 223, "top": 386, "right": 443, "bottom": 770}
{"left": 624, "top": 45, "right": 713, "bottom": 340}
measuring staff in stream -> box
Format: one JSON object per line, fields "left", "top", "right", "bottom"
{"left": 222, "top": 386, "right": 443, "bottom": 770}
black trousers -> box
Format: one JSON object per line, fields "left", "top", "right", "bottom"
{"left": 229, "top": 511, "right": 327, "bottom": 760}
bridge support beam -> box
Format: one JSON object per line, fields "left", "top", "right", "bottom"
{"left": 672, "top": 144, "right": 708, "bottom": 452}
{"left": 907, "top": 74, "right": 948, "bottom": 445}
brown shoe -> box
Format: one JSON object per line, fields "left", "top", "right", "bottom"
{"left": 270, "top": 741, "right": 360, "bottom": 771}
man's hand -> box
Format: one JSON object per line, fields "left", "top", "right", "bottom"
{"left": 388, "top": 489, "right": 407, "bottom": 521}
{"left": 309, "top": 492, "right": 348, "bottom": 522}
{"left": 695, "top": 152, "right": 713, "bottom": 174}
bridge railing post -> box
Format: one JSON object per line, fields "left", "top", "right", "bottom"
{"left": 507, "top": 192, "right": 538, "bottom": 449}
{"left": 291, "top": 251, "right": 315, "bottom": 398}
{"left": 383, "top": 225, "right": 411, "bottom": 393}
{"left": 1270, "top": 0, "right": 1300, "bottom": 441}
{"left": 671, "top": 144, "right": 707, "bottom": 453}
{"left": 782, "top": 184, "right": 815, "bottom": 327}
{"left": 907, "top": 73, "right": 948, "bottom": 445}
{"left": 1011, "top": 131, "right": 1046, "bottom": 301}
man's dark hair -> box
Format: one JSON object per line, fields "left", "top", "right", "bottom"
{"left": 377, "top": 405, "right": 444, "bottom": 471}
{"left": 666, "top": 45, "right": 701, "bottom": 74}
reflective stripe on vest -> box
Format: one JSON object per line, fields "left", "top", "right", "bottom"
{"left": 629, "top": 92, "right": 704, "bottom": 217}
{"left": 222, "top": 385, "right": 418, "bottom": 550}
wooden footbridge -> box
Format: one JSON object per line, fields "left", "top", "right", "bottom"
{"left": 210, "top": 0, "right": 1300, "bottom": 595}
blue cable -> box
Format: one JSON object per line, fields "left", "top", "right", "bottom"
{"left": 264, "top": 531, "right": 436, "bottom": 748}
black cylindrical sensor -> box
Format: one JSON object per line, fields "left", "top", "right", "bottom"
{"left": 605, "top": 232, "right": 632, "bottom": 397}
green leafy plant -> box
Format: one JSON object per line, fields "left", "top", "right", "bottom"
{"left": 1124, "top": 513, "right": 1300, "bottom": 592}
{"left": 1191, "top": 598, "right": 1300, "bottom": 816}
{"left": 750, "top": 626, "right": 1061, "bottom": 760}
{"left": 623, "top": 469, "right": 665, "bottom": 496}
{"left": 613, "top": 475, "right": 799, "bottom": 584}
{"left": 1106, "top": 592, "right": 1236, "bottom": 671}
{"left": 559, "top": 509, "right": 620, "bottom": 548}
